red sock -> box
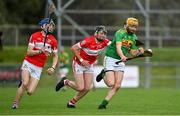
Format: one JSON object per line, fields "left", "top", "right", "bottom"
{"left": 69, "top": 98, "right": 77, "bottom": 105}
{"left": 13, "top": 101, "right": 18, "bottom": 105}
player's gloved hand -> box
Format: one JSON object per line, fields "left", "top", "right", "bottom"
{"left": 46, "top": 67, "right": 55, "bottom": 75}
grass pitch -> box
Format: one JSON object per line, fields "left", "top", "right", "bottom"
{"left": 1, "top": 47, "right": 180, "bottom": 115}
{"left": 1, "top": 86, "right": 180, "bottom": 115}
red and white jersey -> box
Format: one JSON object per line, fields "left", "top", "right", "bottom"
{"left": 74, "top": 35, "right": 111, "bottom": 65}
{"left": 25, "top": 31, "right": 58, "bottom": 67}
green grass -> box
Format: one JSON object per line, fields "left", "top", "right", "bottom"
{"left": 1, "top": 46, "right": 180, "bottom": 64}
{"left": 1, "top": 87, "right": 180, "bottom": 115}
{"left": 1, "top": 46, "right": 180, "bottom": 115}
{"left": 0, "top": 46, "right": 27, "bottom": 64}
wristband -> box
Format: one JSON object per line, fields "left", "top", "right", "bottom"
{"left": 79, "top": 58, "right": 84, "bottom": 62}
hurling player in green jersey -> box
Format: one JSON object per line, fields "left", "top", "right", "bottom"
{"left": 97, "top": 17, "right": 144, "bottom": 109}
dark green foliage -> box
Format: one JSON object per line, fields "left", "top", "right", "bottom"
{"left": 0, "top": 0, "right": 46, "bottom": 24}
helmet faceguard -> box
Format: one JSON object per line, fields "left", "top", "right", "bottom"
{"left": 125, "top": 17, "right": 138, "bottom": 34}
{"left": 95, "top": 26, "right": 107, "bottom": 34}
{"left": 94, "top": 26, "right": 107, "bottom": 42}
{"left": 39, "top": 18, "right": 55, "bottom": 33}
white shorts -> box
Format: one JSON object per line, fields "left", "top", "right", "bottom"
{"left": 21, "top": 60, "right": 43, "bottom": 80}
{"left": 104, "top": 56, "right": 125, "bottom": 72}
{"left": 72, "top": 60, "right": 94, "bottom": 74}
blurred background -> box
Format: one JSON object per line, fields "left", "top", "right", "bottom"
{"left": 0, "top": 0, "right": 180, "bottom": 88}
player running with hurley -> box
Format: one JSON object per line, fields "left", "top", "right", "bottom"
{"left": 12, "top": 18, "right": 58, "bottom": 109}
{"left": 55, "top": 26, "right": 111, "bottom": 108}
{"left": 96, "top": 17, "right": 144, "bottom": 109}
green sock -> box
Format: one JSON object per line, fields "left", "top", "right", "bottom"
{"left": 101, "top": 99, "right": 109, "bottom": 106}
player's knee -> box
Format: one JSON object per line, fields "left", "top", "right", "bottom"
{"left": 106, "top": 82, "right": 114, "bottom": 87}
{"left": 114, "top": 85, "right": 121, "bottom": 90}
{"left": 76, "top": 86, "right": 84, "bottom": 91}
{"left": 84, "top": 87, "right": 91, "bottom": 91}
{"left": 22, "top": 82, "right": 28, "bottom": 88}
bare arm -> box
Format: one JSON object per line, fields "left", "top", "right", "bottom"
{"left": 71, "top": 43, "right": 82, "bottom": 61}
{"left": 46, "top": 52, "right": 58, "bottom": 75}
{"left": 27, "top": 45, "right": 52, "bottom": 57}
{"left": 130, "top": 47, "right": 144, "bottom": 56}
{"left": 116, "top": 42, "right": 127, "bottom": 62}
{"left": 71, "top": 43, "right": 90, "bottom": 67}
{"left": 51, "top": 52, "right": 58, "bottom": 68}
{"left": 26, "top": 45, "right": 42, "bottom": 56}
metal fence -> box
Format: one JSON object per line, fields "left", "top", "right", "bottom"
{"left": 0, "top": 25, "right": 180, "bottom": 47}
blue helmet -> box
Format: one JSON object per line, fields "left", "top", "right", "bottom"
{"left": 39, "top": 18, "right": 54, "bottom": 26}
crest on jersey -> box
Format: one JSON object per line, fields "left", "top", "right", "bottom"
{"left": 122, "top": 39, "right": 133, "bottom": 48}
{"left": 81, "top": 40, "right": 86, "bottom": 45}
{"left": 47, "top": 39, "right": 51, "bottom": 43}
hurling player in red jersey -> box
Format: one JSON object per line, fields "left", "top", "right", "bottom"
{"left": 12, "top": 18, "right": 58, "bottom": 109}
{"left": 55, "top": 26, "right": 111, "bottom": 108}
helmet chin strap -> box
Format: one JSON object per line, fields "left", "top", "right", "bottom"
{"left": 124, "top": 25, "right": 136, "bottom": 34}
{"left": 42, "top": 29, "right": 53, "bottom": 35}
{"left": 94, "top": 30, "right": 106, "bottom": 42}
{"left": 96, "top": 37, "right": 104, "bottom": 42}
{"left": 95, "top": 35, "right": 105, "bottom": 42}
{"left": 41, "top": 23, "right": 55, "bottom": 34}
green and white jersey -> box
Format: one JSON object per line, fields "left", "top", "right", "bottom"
{"left": 59, "top": 52, "right": 70, "bottom": 68}
{"left": 105, "top": 28, "right": 138, "bottom": 60}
